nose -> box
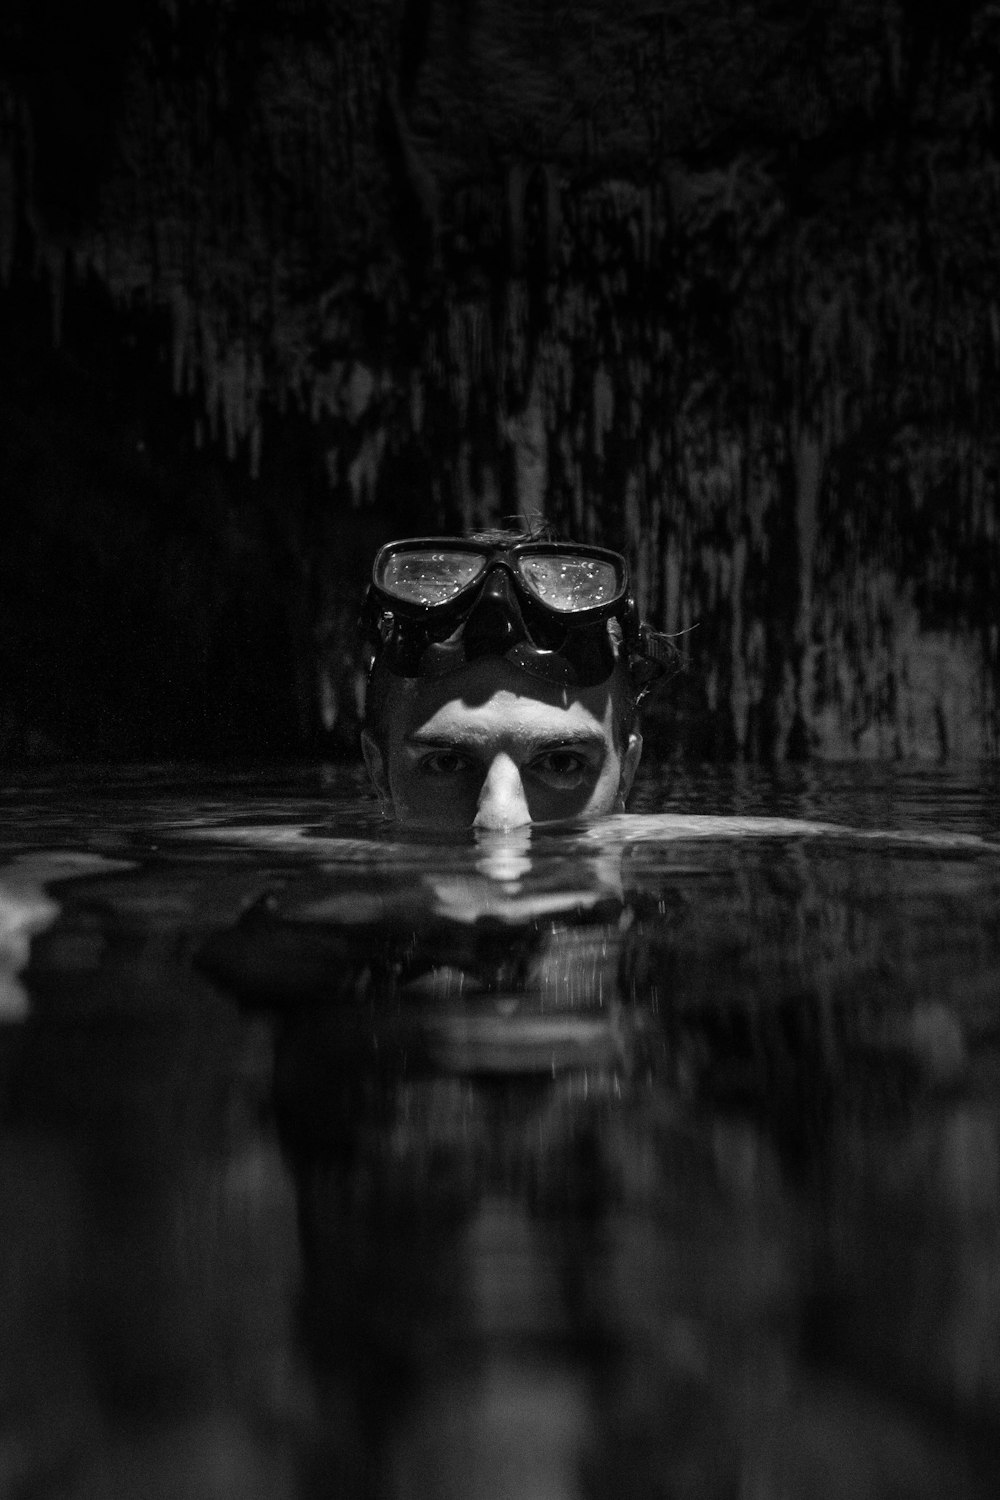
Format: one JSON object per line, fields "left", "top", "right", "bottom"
{"left": 472, "top": 753, "right": 531, "bottom": 830}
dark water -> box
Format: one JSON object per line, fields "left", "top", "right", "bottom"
{"left": 2, "top": 761, "right": 1000, "bottom": 1499}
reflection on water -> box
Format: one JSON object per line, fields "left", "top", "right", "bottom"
{"left": 1, "top": 763, "right": 1000, "bottom": 1497}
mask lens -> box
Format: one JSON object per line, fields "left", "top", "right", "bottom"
{"left": 380, "top": 549, "right": 485, "bottom": 605}
{"left": 518, "top": 554, "right": 622, "bottom": 611}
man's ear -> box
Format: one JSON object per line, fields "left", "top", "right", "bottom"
{"left": 617, "top": 730, "right": 643, "bottom": 809}
{"left": 360, "top": 728, "right": 392, "bottom": 811}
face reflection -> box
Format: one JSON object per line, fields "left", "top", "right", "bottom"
{"left": 362, "top": 659, "right": 642, "bottom": 830}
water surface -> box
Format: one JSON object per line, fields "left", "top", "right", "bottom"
{"left": 1, "top": 761, "right": 999, "bottom": 1498}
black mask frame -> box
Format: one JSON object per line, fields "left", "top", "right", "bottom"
{"left": 360, "top": 537, "right": 672, "bottom": 693}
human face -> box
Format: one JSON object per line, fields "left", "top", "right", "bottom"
{"left": 361, "top": 659, "right": 642, "bottom": 831}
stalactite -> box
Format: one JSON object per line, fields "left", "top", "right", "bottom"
{"left": 542, "top": 163, "right": 561, "bottom": 267}
{"left": 169, "top": 285, "right": 190, "bottom": 397}
{"left": 506, "top": 162, "right": 526, "bottom": 273}
{"left": 447, "top": 305, "right": 471, "bottom": 428}
{"left": 348, "top": 427, "right": 387, "bottom": 508}
{"left": 41, "top": 242, "right": 65, "bottom": 348}
{"left": 503, "top": 370, "right": 548, "bottom": 520}
{"left": 220, "top": 341, "right": 246, "bottom": 462}
{"left": 409, "top": 370, "right": 424, "bottom": 434}
{"left": 624, "top": 470, "right": 642, "bottom": 592}
{"left": 1, "top": 1, "right": 997, "bottom": 757}
{"left": 201, "top": 313, "right": 221, "bottom": 443}
{"left": 0, "top": 107, "right": 13, "bottom": 288}
{"left": 592, "top": 364, "right": 613, "bottom": 459}
{"left": 499, "top": 279, "right": 531, "bottom": 405}
{"left": 662, "top": 536, "right": 681, "bottom": 637}
{"left": 794, "top": 429, "right": 823, "bottom": 738}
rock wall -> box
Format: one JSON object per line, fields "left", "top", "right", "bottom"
{"left": 1, "top": 0, "right": 998, "bottom": 758}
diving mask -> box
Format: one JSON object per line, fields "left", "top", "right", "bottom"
{"left": 361, "top": 537, "right": 670, "bottom": 690}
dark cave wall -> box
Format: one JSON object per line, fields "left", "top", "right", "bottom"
{"left": 1, "top": 0, "right": 998, "bottom": 760}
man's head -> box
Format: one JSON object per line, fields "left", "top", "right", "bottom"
{"left": 359, "top": 529, "right": 663, "bottom": 830}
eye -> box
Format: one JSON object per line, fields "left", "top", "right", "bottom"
{"left": 529, "top": 749, "right": 591, "bottom": 784}
{"left": 418, "top": 749, "right": 473, "bottom": 777}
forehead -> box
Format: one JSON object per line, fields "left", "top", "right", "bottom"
{"left": 384, "top": 660, "right": 617, "bottom": 746}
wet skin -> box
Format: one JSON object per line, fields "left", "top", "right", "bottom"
{"left": 361, "top": 658, "right": 642, "bottom": 830}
